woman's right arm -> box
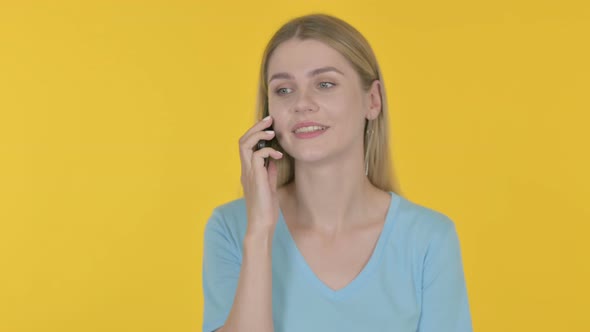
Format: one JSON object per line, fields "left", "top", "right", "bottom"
{"left": 213, "top": 115, "right": 283, "bottom": 332}
{"left": 216, "top": 228, "right": 275, "bottom": 332}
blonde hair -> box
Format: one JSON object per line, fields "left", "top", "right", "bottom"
{"left": 255, "top": 13, "right": 402, "bottom": 195}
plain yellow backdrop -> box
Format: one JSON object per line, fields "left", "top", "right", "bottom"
{"left": 1, "top": 1, "right": 588, "bottom": 331}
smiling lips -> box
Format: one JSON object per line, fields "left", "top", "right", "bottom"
{"left": 294, "top": 125, "right": 328, "bottom": 133}
{"left": 292, "top": 121, "right": 329, "bottom": 139}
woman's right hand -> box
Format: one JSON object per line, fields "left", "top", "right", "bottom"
{"left": 239, "top": 115, "right": 284, "bottom": 234}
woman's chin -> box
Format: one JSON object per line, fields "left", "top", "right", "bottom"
{"left": 289, "top": 152, "right": 331, "bottom": 165}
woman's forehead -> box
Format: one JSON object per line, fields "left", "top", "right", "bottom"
{"left": 267, "top": 39, "right": 351, "bottom": 77}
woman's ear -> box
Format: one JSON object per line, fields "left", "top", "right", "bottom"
{"left": 366, "top": 80, "right": 382, "bottom": 120}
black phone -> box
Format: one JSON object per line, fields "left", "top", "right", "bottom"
{"left": 255, "top": 124, "right": 275, "bottom": 169}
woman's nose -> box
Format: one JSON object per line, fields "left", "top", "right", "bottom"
{"left": 292, "top": 88, "right": 318, "bottom": 113}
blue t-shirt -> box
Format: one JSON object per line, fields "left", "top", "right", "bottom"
{"left": 202, "top": 191, "right": 473, "bottom": 332}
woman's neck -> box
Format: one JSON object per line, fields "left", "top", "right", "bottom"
{"left": 280, "top": 157, "right": 381, "bottom": 233}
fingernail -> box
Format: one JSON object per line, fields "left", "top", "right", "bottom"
{"left": 276, "top": 151, "right": 283, "bottom": 156}
{"left": 263, "top": 115, "right": 271, "bottom": 122}
{"left": 265, "top": 130, "right": 275, "bottom": 135}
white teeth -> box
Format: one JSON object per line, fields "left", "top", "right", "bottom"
{"left": 294, "top": 126, "right": 327, "bottom": 133}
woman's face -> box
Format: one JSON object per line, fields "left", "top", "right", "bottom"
{"left": 266, "top": 38, "right": 380, "bottom": 165}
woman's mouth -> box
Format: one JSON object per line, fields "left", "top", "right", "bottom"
{"left": 293, "top": 125, "right": 328, "bottom": 139}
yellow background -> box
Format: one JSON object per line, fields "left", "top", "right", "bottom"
{"left": 1, "top": 1, "right": 588, "bottom": 331}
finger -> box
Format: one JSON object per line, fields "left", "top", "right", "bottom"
{"left": 251, "top": 147, "right": 283, "bottom": 170}
{"left": 239, "top": 115, "right": 273, "bottom": 146}
{"left": 251, "top": 148, "right": 283, "bottom": 191}
{"left": 239, "top": 130, "right": 277, "bottom": 171}
{"left": 267, "top": 159, "right": 278, "bottom": 193}
{"left": 242, "top": 129, "right": 276, "bottom": 152}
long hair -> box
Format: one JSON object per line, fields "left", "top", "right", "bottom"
{"left": 255, "top": 13, "right": 402, "bottom": 195}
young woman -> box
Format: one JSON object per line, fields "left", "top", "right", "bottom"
{"left": 202, "top": 13, "right": 473, "bottom": 332}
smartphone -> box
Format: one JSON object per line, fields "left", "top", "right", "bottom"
{"left": 255, "top": 124, "right": 275, "bottom": 169}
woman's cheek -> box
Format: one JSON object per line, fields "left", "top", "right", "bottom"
{"left": 269, "top": 100, "right": 290, "bottom": 121}
{"left": 267, "top": 98, "right": 283, "bottom": 116}
{"left": 275, "top": 116, "right": 289, "bottom": 141}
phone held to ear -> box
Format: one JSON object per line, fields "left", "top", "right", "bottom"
{"left": 255, "top": 124, "right": 274, "bottom": 169}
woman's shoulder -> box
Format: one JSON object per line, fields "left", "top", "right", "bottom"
{"left": 211, "top": 196, "right": 247, "bottom": 217}
{"left": 205, "top": 197, "right": 249, "bottom": 237}
{"left": 392, "top": 193, "right": 458, "bottom": 243}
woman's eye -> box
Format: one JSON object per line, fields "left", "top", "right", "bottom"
{"left": 276, "top": 87, "right": 292, "bottom": 95}
{"left": 319, "top": 82, "right": 335, "bottom": 89}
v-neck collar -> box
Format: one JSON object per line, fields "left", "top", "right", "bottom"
{"left": 277, "top": 191, "right": 401, "bottom": 300}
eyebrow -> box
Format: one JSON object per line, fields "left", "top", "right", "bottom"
{"left": 268, "top": 66, "right": 344, "bottom": 84}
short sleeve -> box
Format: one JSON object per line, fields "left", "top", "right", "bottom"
{"left": 202, "top": 208, "right": 242, "bottom": 332}
{"left": 417, "top": 220, "right": 473, "bottom": 332}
